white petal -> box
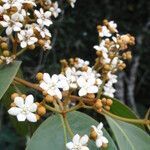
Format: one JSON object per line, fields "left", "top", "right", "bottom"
{"left": 80, "top": 135, "right": 89, "bottom": 145}
{"left": 81, "top": 146, "right": 89, "bottom": 150}
{"left": 14, "top": 97, "right": 24, "bottom": 108}
{"left": 101, "top": 136, "right": 108, "bottom": 144}
{"left": 78, "top": 88, "right": 87, "bottom": 96}
{"left": 97, "top": 122, "right": 103, "bottom": 130}
{"left": 0, "top": 21, "right": 8, "bottom": 27}
{"left": 87, "top": 86, "right": 98, "bottom": 94}
{"left": 8, "top": 107, "right": 22, "bottom": 116}
{"left": 66, "top": 142, "right": 74, "bottom": 149}
{"left": 17, "top": 113, "right": 26, "bottom": 121}
{"left": 39, "top": 81, "right": 49, "bottom": 91}
{"left": 27, "top": 113, "right": 37, "bottom": 122}
{"left": 51, "top": 74, "right": 58, "bottom": 83}
{"left": 6, "top": 27, "right": 12, "bottom": 35}
{"left": 44, "top": 11, "right": 51, "bottom": 18}
{"left": 77, "top": 77, "right": 86, "bottom": 87}
{"left": 20, "top": 41, "right": 27, "bottom": 48}
{"left": 29, "top": 103, "right": 37, "bottom": 112}
{"left": 43, "top": 73, "right": 51, "bottom": 83}
{"left": 55, "top": 88, "right": 62, "bottom": 99}
{"left": 96, "top": 138, "right": 103, "bottom": 148}
{"left": 73, "top": 134, "right": 80, "bottom": 145}
{"left": 25, "top": 95, "right": 34, "bottom": 107}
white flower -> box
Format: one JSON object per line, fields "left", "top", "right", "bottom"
{"left": 35, "top": 24, "right": 51, "bottom": 38}
{"left": 43, "top": 40, "right": 52, "bottom": 50}
{"left": 34, "top": 8, "right": 52, "bottom": 27}
{"left": 0, "top": 15, "right": 22, "bottom": 35}
{"left": 107, "top": 72, "right": 117, "bottom": 84}
{"left": 50, "top": 2, "right": 61, "bottom": 18}
{"left": 75, "top": 58, "right": 89, "bottom": 69}
{"left": 99, "top": 26, "right": 111, "bottom": 37}
{"left": 77, "top": 76, "right": 98, "bottom": 96}
{"left": 103, "top": 85, "right": 116, "bottom": 98}
{"left": 2, "top": 0, "right": 22, "bottom": 10}
{"left": 92, "top": 123, "right": 108, "bottom": 148}
{"left": 93, "top": 40, "right": 108, "bottom": 53}
{"left": 8, "top": 95, "right": 37, "bottom": 122}
{"left": 64, "top": 67, "right": 81, "bottom": 89}
{"left": 66, "top": 134, "right": 89, "bottom": 150}
{"left": 68, "top": 0, "right": 77, "bottom": 8}
{"left": 108, "top": 21, "right": 118, "bottom": 33}
{"left": 39, "top": 73, "right": 62, "bottom": 99}
{"left": 18, "top": 29, "right": 38, "bottom": 48}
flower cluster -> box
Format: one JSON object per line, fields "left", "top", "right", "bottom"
{"left": 66, "top": 122, "right": 108, "bottom": 149}
{"left": 94, "top": 20, "right": 135, "bottom": 97}
{"left": 0, "top": 0, "right": 76, "bottom": 65}
{"left": 8, "top": 94, "right": 38, "bottom": 122}
{"left": 37, "top": 58, "right": 102, "bottom": 101}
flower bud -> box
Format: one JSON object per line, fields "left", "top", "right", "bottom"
{"left": 38, "top": 39, "right": 45, "bottom": 46}
{"left": 1, "top": 42, "right": 8, "bottom": 49}
{"left": 45, "top": 95, "right": 54, "bottom": 103}
{"left": 36, "top": 72, "right": 43, "bottom": 81}
{"left": 37, "top": 105, "right": 46, "bottom": 116}
{"left": 104, "top": 106, "right": 110, "bottom": 111}
{"left": 10, "top": 102, "right": 16, "bottom": 107}
{"left": 3, "top": 50, "right": 10, "bottom": 57}
{"left": 90, "top": 129, "right": 97, "bottom": 140}
{"left": 21, "top": 94, "right": 26, "bottom": 99}
{"left": 87, "top": 93, "right": 95, "bottom": 99}
{"left": 95, "top": 99, "right": 103, "bottom": 109}
{"left": 106, "top": 99, "right": 113, "bottom": 106}
{"left": 28, "top": 44, "right": 35, "bottom": 50}
{"left": 36, "top": 114, "right": 40, "bottom": 120}
{"left": 11, "top": 93, "right": 19, "bottom": 100}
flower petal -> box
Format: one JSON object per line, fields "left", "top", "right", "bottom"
{"left": 43, "top": 73, "right": 51, "bottom": 83}
{"left": 80, "top": 135, "right": 89, "bottom": 145}
{"left": 26, "top": 113, "right": 37, "bottom": 122}
{"left": 78, "top": 88, "right": 87, "bottom": 96}
{"left": 25, "top": 95, "right": 34, "bottom": 107}
{"left": 29, "top": 103, "right": 37, "bottom": 112}
{"left": 17, "top": 113, "right": 26, "bottom": 121}
{"left": 66, "top": 142, "right": 74, "bottom": 149}
{"left": 8, "top": 107, "right": 22, "bottom": 116}
{"left": 96, "top": 138, "right": 103, "bottom": 148}
{"left": 14, "top": 97, "right": 24, "bottom": 108}
{"left": 73, "top": 134, "right": 80, "bottom": 145}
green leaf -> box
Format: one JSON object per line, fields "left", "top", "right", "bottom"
{"left": 26, "top": 111, "right": 117, "bottom": 150}
{"left": 0, "top": 61, "right": 21, "bottom": 100}
{"left": 104, "top": 96, "right": 144, "bottom": 129}
{"left": 106, "top": 116, "right": 150, "bottom": 150}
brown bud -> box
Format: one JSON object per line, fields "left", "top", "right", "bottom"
{"left": 35, "top": 102, "right": 40, "bottom": 107}
{"left": 96, "top": 51, "right": 102, "bottom": 57}
{"left": 103, "top": 19, "right": 109, "bottom": 26}
{"left": 36, "top": 72, "right": 43, "bottom": 81}
{"left": 38, "top": 39, "right": 45, "bottom": 46}
{"left": 95, "top": 100, "right": 103, "bottom": 109}
{"left": 97, "top": 108, "right": 102, "bottom": 113}
{"left": 37, "top": 105, "right": 46, "bottom": 116}
{"left": 21, "top": 94, "right": 26, "bottom": 99}
{"left": 106, "top": 99, "right": 113, "bottom": 106}
{"left": 102, "top": 143, "right": 108, "bottom": 148}
{"left": 11, "top": 93, "right": 19, "bottom": 100}
{"left": 3, "top": 50, "right": 10, "bottom": 57}
{"left": 36, "top": 114, "right": 40, "bottom": 120}
{"left": 42, "top": 91, "right": 47, "bottom": 96}
{"left": 102, "top": 98, "right": 107, "bottom": 105}
{"left": 45, "top": 95, "right": 54, "bottom": 103}
{"left": 86, "top": 93, "right": 95, "bottom": 99}
{"left": 104, "top": 64, "right": 111, "bottom": 71}
{"left": 104, "top": 106, "right": 110, "bottom": 111}
{"left": 90, "top": 129, "right": 97, "bottom": 140}
{"left": 81, "top": 66, "right": 88, "bottom": 72}
{"left": 1, "top": 42, "right": 8, "bottom": 49}
{"left": 28, "top": 44, "right": 35, "bottom": 50}
{"left": 10, "top": 102, "right": 16, "bottom": 107}
{"left": 126, "top": 51, "right": 132, "bottom": 60}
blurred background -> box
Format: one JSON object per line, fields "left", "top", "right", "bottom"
{"left": 0, "top": 0, "right": 150, "bottom": 149}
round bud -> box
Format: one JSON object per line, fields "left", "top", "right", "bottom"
{"left": 38, "top": 39, "right": 45, "bottom": 46}
{"left": 10, "top": 102, "right": 16, "bottom": 107}
{"left": 106, "top": 99, "right": 113, "bottom": 106}
{"left": 35, "top": 102, "right": 40, "bottom": 107}
{"left": 96, "top": 51, "right": 102, "bottom": 57}
{"left": 36, "top": 114, "right": 40, "bottom": 120}
{"left": 21, "top": 94, "right": 26, "bottom": 99}
{"left": 3, "top": 50, "right": 10, "bottom": 57}
{"left": 102, "top": 98, "right": 107, "bottom": 105}
{"left": 102, "top": 143, "right": 108, "bottom": 148}
{"left": 95, "top": 100, "right": 103, "bottom": 109}
{"left": 37, "top": 105, "right": 46, "bottom": 116}
{"left": 97, "top": 108, "right": 102, "bottom": 113}
{"left": 104, "top": 64, "right": 111, "bottom": 71}
{"left": 90, "top": 129, "right": 97, "bottom": 140}
{"left": 28, "top": 44, "right": 35, "bottom": 50}
{"left": 87, "top": 93, "right": 95, "bottom": 99}
{"left": 45, "top": 95, "right": 54, "bottom": 103}
{"left": 104, "top": 106, "right": 110, "bottom": 111}
{"left": 42, "top": 91, "right": 47, "bottom": 96}
{"left": 1, "top": 42, "right": 8, "bottom": 49}
{"left": 36, "top": 72, "right": 43, "bottom": 81}
{"left": 11, "top": 93, "right": 19, "bottom": 100}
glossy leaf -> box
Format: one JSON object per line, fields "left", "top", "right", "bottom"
{"left": 106, "top": 116, "right": 150, "bottom": 150}
{"left": 0, "top": 61, "right": 21, "bottom": 99}
{"left": 26, "top": 111, "right": 117, "bottom": 150}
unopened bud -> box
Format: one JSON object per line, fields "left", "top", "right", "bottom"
{"left": 11, "top": 93, "right": 19, "bottom": 100}
{"left": 37, "top": 105, "right": 46, "bottom": 116}
{"left": 36, "top": 72, "right": 43, "bottom": 81}
{"left": 45, "top": 95, "right": 54, "bottom": 103}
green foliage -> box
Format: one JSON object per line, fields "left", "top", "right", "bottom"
{"left": 0, "top": 61, "right": 21, "bottom": 99}
{"left": 106, "top": 116, "right": 150, "bottom": 150}
{"left": 26, "top": 111, "right": 117, "bottom": 150}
